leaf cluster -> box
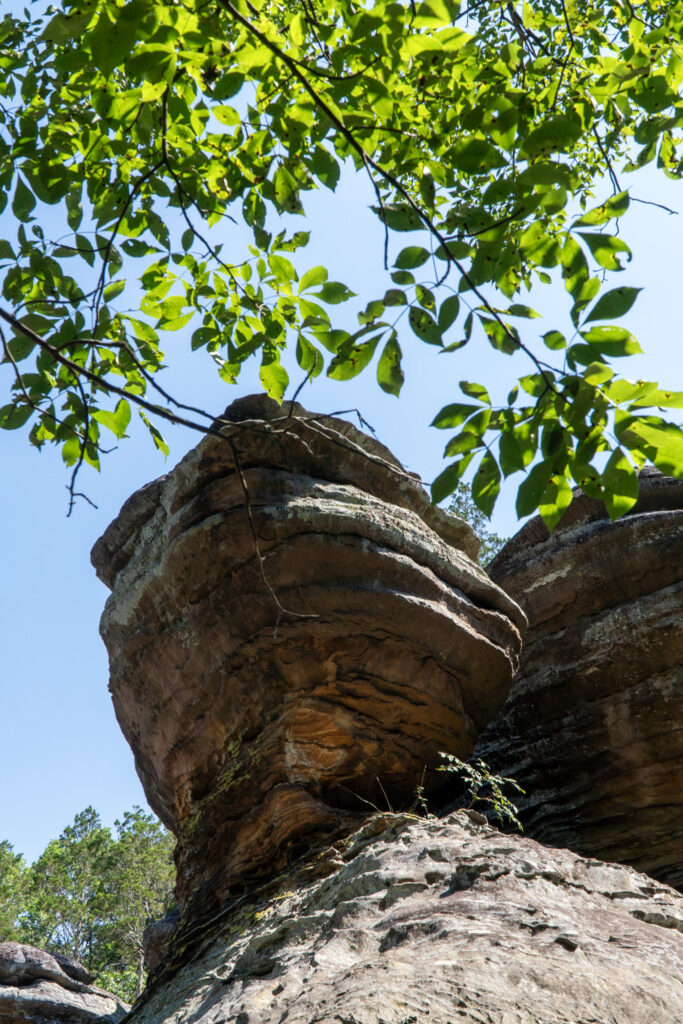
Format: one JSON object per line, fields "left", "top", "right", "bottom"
{"left": 0, "top": 0, "right": 682, "bottom": 522}
{"left": 438, "top": 752, "right": 525, "bottom": 830}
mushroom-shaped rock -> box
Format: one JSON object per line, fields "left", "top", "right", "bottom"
{"left": 92, "top": 395, "right": 525, "bottom": 919}
{"left": 476, "top": 467, "right": 683, "bottom": 889}
{"left": 0, "top": 943, "right": 128, "bottom": 1024}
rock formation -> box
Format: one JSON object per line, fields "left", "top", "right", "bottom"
{"left": 127, "top": 813, "right": 683, "bottom": 1024}
{"left": 477, "top": 467, "right": 683, "bottom": 889}
{"left": 0, "top": 943, "right": 128, "bottom": 1024}
{"left": 92, "top": 395, "right": 525, "bottom": 922}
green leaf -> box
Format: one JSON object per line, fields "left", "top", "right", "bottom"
{"left": 431, "top": 403, "right": 481, "bottom": 429}
{"left": 580, "top": 326, "right": 643, "bottom": 357}
{"left": 328, "top": 333, "right": 382, "bottom": 381}
{"left": 538, "top": 473, "right": 573, "bottom": 532}
{"left": 103, "top": 280, "right": 126, "bottom": 302}
{"left": 125, "top": 43, "right": 176, "bottom": 83}
{"left": 438, "top": 294, "right": 460, "bottom": 331}
{"left": 620, "top": 417, "right": 683, "bottom": 477}
{"left": 460, "top": 381, "right": 490, "bottom": 404}
{"left": 515, "top": 459, "right": 554, "bottom": 518}
{"left": 499, "top": 431, "right": 525, "bottom": 477}
{"left": 573, "top": 190, "right": 630, "bottom": 226}
{"left": 139, "top": 410, "right": 170, "bottom": 456}
{"left": 314, "top": 281, "right": 355, "bottom": 304}
{"left": 372, "top": 203, "right": 423, "bottom": 231}
{"left": 259, "top": 359, "right": 289, "bottom": 402}
{"left": 0, "top": 403, "right": 33, "bottom": 429}
{"left": 542, "top": 330, "right": 566, "bottom": 350}
{"left": 395, "top": 246, "right": 430, "bottom": 269}
{"left": 308, "top": 145, "right": 340, "bottom": 190}
{"left": 451, "top": 137, "right": 505, "bottom": 174}
{"left": 431, "top": 457, "right": 473, "bottom": 504}
{"left": 299, "top": 265, "right": 328, "bottom": 291}
{"left": 505, "top": 304, "right": 540, "bottom": 319}
{"left": 295, "top": 334, "right": 324, "bottom": 378}
{"left": 583, "top": 362, "right": 614, "bottom": 385}
{"left": 520, "top": 116, "right": 581, "bottom": 158}
{"left": 578, "top": 232, "right": 631, "bottom": 271}
{"left": 4, "top": 333, "right": 35, "bottom": 361}
{"left": 602, "top": 448, "right": 638, "bottom": 520}
{"left": 472, "top": 452, "right": 500, "bottom": 517}
{"left": 409, "top": 306, "right": 442, "bottom": 346}
{"left": 11, "top": 177, "right": 36, "bottom": 221}
{"left": 479, "top": 316, "right": 518, "bottom": 354}
{"left": 383, "top": 288, "right": 407, "bottom": 307}
{"left": 214, "top": 105, "right": 241, "bottom": 126}
{"left": 583, "top": 287, "right": 642, "bottom": 323}
{"left": 94, "top": 399, "right": 131, "bottom": 439}
{"left": 391, "top": 270, "right": 415, "bottom": 286}
{"left": 376, "top": 334, "right": 404, "bottom": 396}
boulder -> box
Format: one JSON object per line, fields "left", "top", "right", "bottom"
{"left": 143, "top": 908, "right": 180, "bottom": 973}
{"left": 0, "top": 943, "right": 128, "bottom": 1024}
{"left": 92, "top": 395, "right": 525, "bottom": 921}
{"left": 477, "top": 467, "right": 683, "bottom": 888}
{"left": 127, "top": 814, "right": 683, "bottom": 1024}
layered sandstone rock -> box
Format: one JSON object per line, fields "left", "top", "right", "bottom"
{"left": 0, "top": 943, "right": 128, "bottom": 1024}
{"left": 477, "top": 467, "right": 683, "bottom": 888}
{"left": 92, "top": 395, "right": 525, "bottom": 920}
{"left": 127, "top": 814, "right": 683, "bottom": 1024}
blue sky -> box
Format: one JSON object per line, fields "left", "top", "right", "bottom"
{"left": 1, "top": 16, "right": 682, "bottom": 861}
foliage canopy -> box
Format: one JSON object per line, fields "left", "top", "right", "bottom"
{"left": 2, "top": 0, "right": 683, "bottom": 524}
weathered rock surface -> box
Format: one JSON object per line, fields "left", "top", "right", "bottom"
{"left": 0, "top": 943, "right": 128, "bottom": 1024}
{"left": 130, "top": 814, "right": 683, "bottom": 1024}
{"left": 143, "top": 908, "right": 180, "bottom": 973}
{"left": 477, "top": 467, "right": 683, "bottom": 889}
{"left": 92, "top": 395, "right": 525, "bottom": 919}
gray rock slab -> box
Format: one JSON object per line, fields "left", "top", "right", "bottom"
{"left": 130, "top": 814, "right": 683, "bottom": 1024}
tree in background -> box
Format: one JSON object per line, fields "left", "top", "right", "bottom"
{"left": 0, "top": 840, "right": 26, "bottom": 941}
{"left": 449, "top": 483, "right": 507, "bottom": 565}
{"left": 0, "top": 807, "right": 175, "bottom": 1004}
{"left": 20, "top": 807, "right": 115, "bottom": 970}
{"left": 1, "top": 0, "right": 682, "bottom": 526}
{"left": 98, "top": 810, "right": 175, "bottom": 1000}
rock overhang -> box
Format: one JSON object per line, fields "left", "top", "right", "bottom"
{"left": 92, "top": 395, "right": 526, "bottom": 915}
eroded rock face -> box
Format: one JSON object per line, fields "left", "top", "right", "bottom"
{"left": 127, "top": 814, "right": 683, "bottom": 1024}
{"left": 92, "top": 395, "right": 525, "bottom": 919}
{"left": 0, "top": 943, "right": 128, "bottom": 1024}
{"left": 477, "top": 467, "right": 683, "bottom": 889}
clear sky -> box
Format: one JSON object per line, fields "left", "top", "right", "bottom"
{"left": 1, "top": 37, "right": 682, "bottom": 863}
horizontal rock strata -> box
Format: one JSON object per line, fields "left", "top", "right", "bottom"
{"left": 477, "top": 467, "right": 683, "bottom": 888}
{"left": 0, "top": 943, "right": 128, "bottom": 1024}
{"left": 92, "top": 395, "right": 524, "bottom": 919}
{"left": 128, "top": 814, "right": 683, "bottom": 1024}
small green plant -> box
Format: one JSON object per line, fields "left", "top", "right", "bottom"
{"left": 438, "top": 754, "right": 525, "bottom": 831}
